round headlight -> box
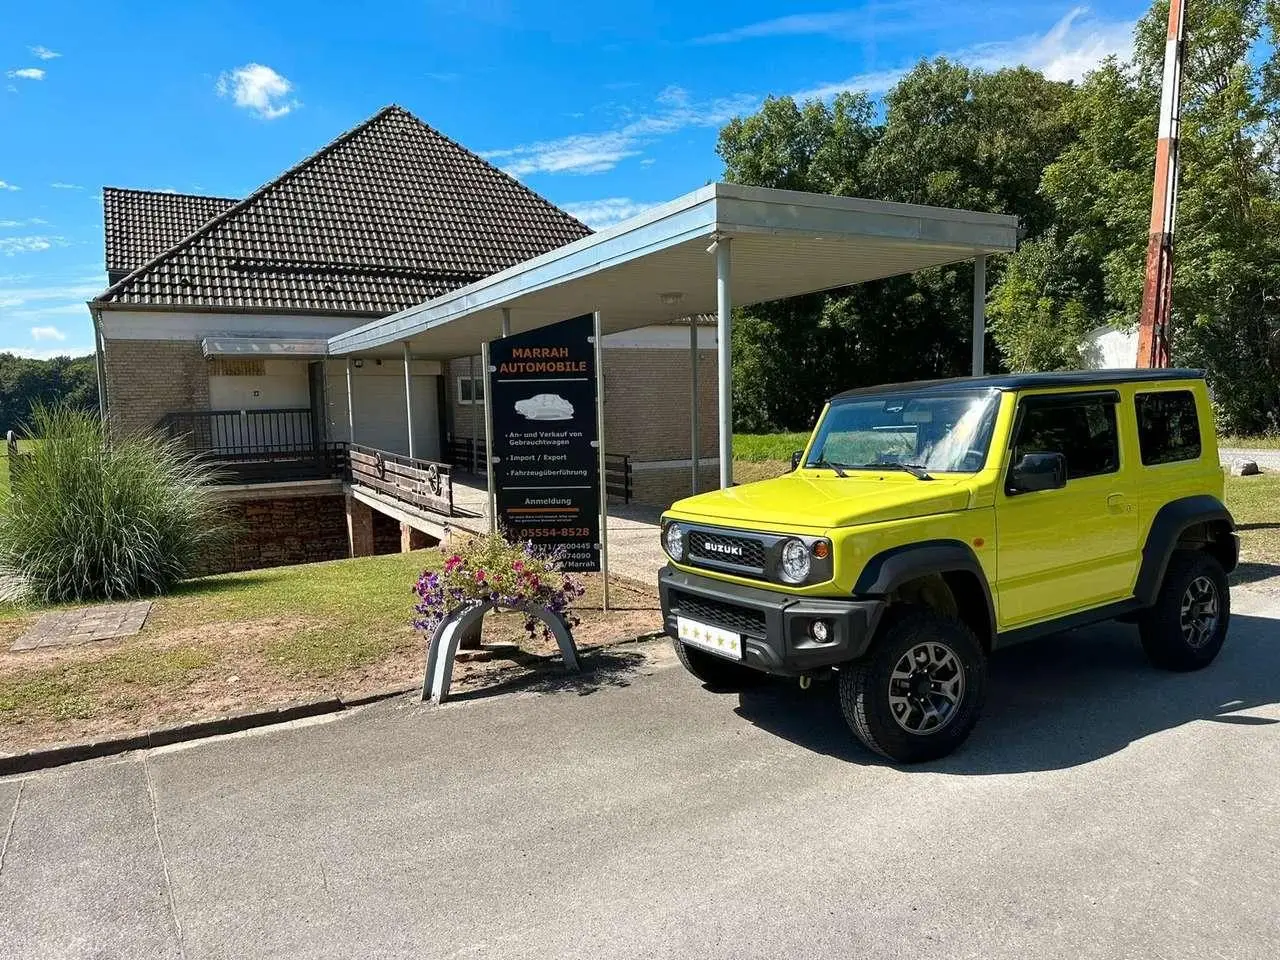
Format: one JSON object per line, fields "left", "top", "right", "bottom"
{"left": 664, "top": 523, "right": 685, "bottom": 561}
{"left": 779, "top": 538, "right": 810, "bottom": 584}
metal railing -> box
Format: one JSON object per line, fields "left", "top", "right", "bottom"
{"left": 448, "top": 436, "right": 633, "bottom": 503}
{"left": 159, "top": 409, "right": 347, "bottom": 485}
{"left": 348, "top": 443, "right": 454, "bottom": 517}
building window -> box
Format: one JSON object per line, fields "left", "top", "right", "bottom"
{"left": 1012, "top": 394, "right": 1120, "bottom": 480}
{"left": 1136, "top": 391, "right": 1201, "bottom": 465}
{"left": 457, "top": 375, "right": 485, "bottom": 405}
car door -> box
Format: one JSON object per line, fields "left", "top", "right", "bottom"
{"left": 995, "top": 390, "right": 1140, "bottom": 628}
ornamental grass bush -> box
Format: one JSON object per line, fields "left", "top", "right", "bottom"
{"left": 413, "top": 532, "right": 585, "bottom": 641}
{"left": 0, "top": 404, "right": 225, "bottom": 605}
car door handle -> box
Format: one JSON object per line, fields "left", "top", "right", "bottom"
{"left": 1107, "top": 493, "right": 1131, "bottom": 513}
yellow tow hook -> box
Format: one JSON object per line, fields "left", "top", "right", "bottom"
{"left": 799, "top": 674, "right": 813, "bottom": 691}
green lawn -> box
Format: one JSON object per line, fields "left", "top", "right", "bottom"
{"left": 734, "top": 432, "right": 811, "bottom": 462}
{"left": 1219, "top": 435, "right": 1280, "bottom": 450}
{"left": 0, "top": 548, "right": 658, "bottom": 752}
{"left": 1224, "top": 473, "right": 1280, "bottom": 567}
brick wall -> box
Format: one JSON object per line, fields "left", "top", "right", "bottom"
{"left": 632, "top": 465, "right": 720, "bottom": 510}
{"left": 602, "top": 348, "right": 719, "bottom": 462}
{"left": 103, "top": 338, "right": 210, "bottom": 435}
{"left": 197, "top": 493, "right": 350, "bottom": 575}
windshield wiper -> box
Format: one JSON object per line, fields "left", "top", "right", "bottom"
{"left": 857, "top": 461, "right": 934, "bottom": 480}
{"left": 808, "top": 457, "right": 849, "bottom": 477}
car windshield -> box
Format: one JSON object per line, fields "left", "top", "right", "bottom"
{"left": 805, "top": 387, "right": 1001, "bottom": 474}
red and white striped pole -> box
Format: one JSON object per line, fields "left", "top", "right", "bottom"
{"left": 1136, "top": 0, "right": 1188, "bottom": 368}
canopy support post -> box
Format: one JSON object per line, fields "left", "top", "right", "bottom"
{"left": 690, "top": 317, "right": 700, "bottom": 495}
{"left": 716, "top": 238, "right": 733, "bottom": 489}
{"left": 972, "top": 255, "right": 986, "bottom": 377}
{"left": 402, "top": 341, "right": 416, "bottom": 459}
{"left": 345, "top": 358, "right": 355, "bottom": 444}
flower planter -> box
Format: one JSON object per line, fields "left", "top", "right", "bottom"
{"left": 421, "top": 600, "right": 580, "bottom": 704}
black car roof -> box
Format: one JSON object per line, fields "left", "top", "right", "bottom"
{"left": 830, "top": 368, "right": 1205, "bottom": 402}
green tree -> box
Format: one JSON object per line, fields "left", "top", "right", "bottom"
{"left": 0, "top": 353, "right": 98, "bottom": 434}
{"left": 718, "top": 63, "right": 1076, "bottom": 430}
{"left": 990, "top": 1, "right": 1280, "bottom": 431}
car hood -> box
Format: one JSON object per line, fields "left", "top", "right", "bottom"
{"left": 668, "top": 471, "right": 973, "bottom": 531}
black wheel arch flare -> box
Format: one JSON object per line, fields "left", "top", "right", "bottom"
{"left": 852, "top": 539, "right": 997, "bottom": 648}
{"left": 1135, "top": 495, "right": 1238, "bottom": 605}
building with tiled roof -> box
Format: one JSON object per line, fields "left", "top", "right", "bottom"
{"left": 90, "top": 104, "right": 720, "bottom": 573}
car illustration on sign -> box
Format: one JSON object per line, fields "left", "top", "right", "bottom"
{"left": 515, "top": 393, "right": 575, "bottom": 421}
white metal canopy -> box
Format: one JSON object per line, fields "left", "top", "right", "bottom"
{"left": 329, "top": 181, "right": 1019, "bottom": 493}
{"left": 328, "top": 183, "right": 1018, "bottom": 359}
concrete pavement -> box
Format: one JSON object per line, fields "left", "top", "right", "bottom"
{"left": 2, "top": 584, "right": 1279, "bottom": 959}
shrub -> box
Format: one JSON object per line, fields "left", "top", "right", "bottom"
{"left": 0, "top": 404, "right": 224, "bottom": 604}
{"left": 413, "top": 532, "right": 585, "bottom": 641}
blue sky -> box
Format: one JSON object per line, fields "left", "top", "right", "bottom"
{"left": 0, "top": 0, "right": 1149, "bottom": 358}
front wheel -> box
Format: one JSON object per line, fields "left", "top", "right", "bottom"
{"left": 838, "top": 606, "right": 987, "bottom": 763}
{"left": 1139, "top": 550, "right": 1230, "bottom": 671}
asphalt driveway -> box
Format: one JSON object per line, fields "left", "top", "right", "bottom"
{"left": 2, "top": 583, "right": 1279, "bottom": 960}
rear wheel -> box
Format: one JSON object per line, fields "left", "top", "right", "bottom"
{"left": 672, "top": 638, "right": 762, "bottom": 689}
{"left": 838, "top": 606, "right": 986, "bottom": 764}
{"left": 1139, "top": 550, "right": 1230, "bottom": 671}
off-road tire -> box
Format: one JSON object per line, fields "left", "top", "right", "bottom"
{"left": 838, "top": 606, "right": 987, "bottom": 764}
{"left": 1138, "top": 549, "right": 1230, "bottom": 671}
{"left": 672, "top": 638, "right": 762, "bottom": 689}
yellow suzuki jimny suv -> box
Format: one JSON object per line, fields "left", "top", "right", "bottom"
{"left": 658, "top": 370, "right": 1237, "bottom": 763}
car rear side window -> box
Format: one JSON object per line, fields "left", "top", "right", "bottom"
{"left": 1012, "top": 394, "right": 1120, "bottom": 480}
{"left": 1136, "top": 391, "right": 1201, "bottom": 465}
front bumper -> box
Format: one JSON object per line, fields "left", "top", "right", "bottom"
{"left": 658, "top": 565, "right": 885, "bottom": 676}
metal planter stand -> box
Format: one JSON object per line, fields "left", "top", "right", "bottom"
{"left": 421, "top": 600, "right": 580, "bottom": 704}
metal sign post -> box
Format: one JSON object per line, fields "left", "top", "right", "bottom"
{"left": 481, "top": 340, "right": 496, "bottom": 534}
{"left": 594, "top": 311, "right": 610, "bottom": 612}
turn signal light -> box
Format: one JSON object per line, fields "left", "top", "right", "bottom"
{"left": 811, "top": 540, "right": 830, "bottom": 560}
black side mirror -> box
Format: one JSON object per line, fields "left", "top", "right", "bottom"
{"left": 790, "top": 450, "right": 804, "bottom": 471}
{"left": 1008, "top": 452, "right": 1067, "bottom": 494}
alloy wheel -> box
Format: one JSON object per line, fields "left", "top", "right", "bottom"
{"left": 1180, "top": 575, "right": 1220, "bottom": 649}
{"left": 887, "top": 641, "right": 966, "bottom": 735}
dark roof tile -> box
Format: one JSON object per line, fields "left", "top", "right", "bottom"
{"left": 96, "top": 105, "right": 591, "bottom": 315}
{"left": 102, "top": 188, "right": 238, "bottom": 276}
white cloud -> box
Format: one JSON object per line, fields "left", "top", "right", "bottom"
{"left": 484, "top": 88, "right": 757, "bottom": 175}
{"left": 0, "top": 236, "right": 66, "bottom": 255}
{"left": 0, "top": 180, "right": 18, "bottom": 191}
{"left": 560, "top": 198, "right": 663, "bottom": 229}
{"left": 30, "top": 46, "right": 60, "bottom": 60}
{"left": 49, "top": 181, "right": 82, "bottom": 190}
{"left": 795, "top": 6, "right": 1134, "bottom": 99}
{"left": 7, "top": 68, "right": 45, "bottom": 81}
{"left": 695, "top": 10, "right": 880, "bottom": 44}
{"left": 0, "top": 218, "right": 48, "bottom": 227}
{"left": 966, "top": 6, "right": 1134, "bottom": 82}
{"left": 215, "top": 63, "right": 299, "bottom": 119}
{"left": 30, "top": 325, "right": 66, "bottom": 341}
{"left": 0, "top": 278, "right": 103, "bottom": 310}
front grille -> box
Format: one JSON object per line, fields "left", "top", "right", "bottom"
{"left": 687, "top": 530, "right": 766, "bottom": 571}
{"left": 671, "top": 591, "right": 767, "bottom": 637}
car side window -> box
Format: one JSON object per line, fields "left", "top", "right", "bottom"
{"left": 1135, "top": 391, "right": 1201, "bottom": 465}
{"left": 1011, "top": 395, "right": 1120, "bottom": 481}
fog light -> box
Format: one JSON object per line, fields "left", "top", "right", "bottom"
{"left": 810, "top": 619, "right": 831, "bottom": 642}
